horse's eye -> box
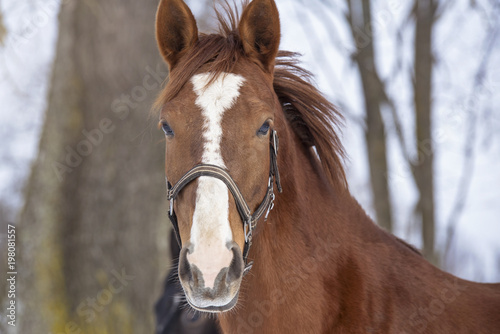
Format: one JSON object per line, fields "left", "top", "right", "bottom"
{"left": 161, "top": 122, "right": 174, "bottom": 137}
{"left": 257, "top": 121, "right": 270, "bottom": 136}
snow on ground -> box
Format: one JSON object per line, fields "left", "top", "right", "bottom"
{"left": 0, "top": 0, "right": 498, "bottom": 281}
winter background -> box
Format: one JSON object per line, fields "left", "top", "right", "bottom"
{"left": 0, "top": 0, "right": 499, "bottom": 281}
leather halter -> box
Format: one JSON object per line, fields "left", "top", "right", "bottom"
{"left": 166, "top": 130, "right": 282, "bottom": 275}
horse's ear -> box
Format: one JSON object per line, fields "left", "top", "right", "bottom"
{"left": 238, "top": 0, "right": 281, "bottom": 73}
{"left": 156, "top": 0, "right": 198, "bottom": 70}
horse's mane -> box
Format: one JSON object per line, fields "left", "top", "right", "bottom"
{"left": 273, "top": 53, "right": 346, "bottom": 190}
{"left": 154, "top": 1, "right": 347, "bottom": 191}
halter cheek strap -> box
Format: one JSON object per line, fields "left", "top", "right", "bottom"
{"left": 166, "top": 130, "right": 282, "bottom": 276}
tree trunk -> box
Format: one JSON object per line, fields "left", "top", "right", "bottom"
{"left": 17, "top": 1, "right": 168, "bottom": 333}
{"left": 346, "top": 0, "right": 393, "bottom": 232}
{"left": 414, "top": 0, "right": 438, "bottom": 265}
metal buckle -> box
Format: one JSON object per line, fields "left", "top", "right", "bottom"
{"left": 264, "top": 193, "right": 275, "bottom": 221}
{"left": 244, "top": 219, "right": 253, "bottom": 243}
{"left": 243, "top": 261, "right": 253, "bottom": 276}
{"left": 169, "top": 198, "right": 174, "bottom": 216}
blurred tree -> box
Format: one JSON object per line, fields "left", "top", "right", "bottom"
{"left": 17, "top": 1, "right": 168, "bottom": 333}
{"left": 444, "top": 5, "right": 500, "bottom": 262}
{"left": 317, "top": 0, "right": 500, "bottom": 276}
{"left": 413, "top": 0, "right": 438, "bottom": 265}
{"left": 343, "top": 0, "right": 440, "bottom": 263}
{"left": 345, "top": 0, "right": 394, "bottom": 233}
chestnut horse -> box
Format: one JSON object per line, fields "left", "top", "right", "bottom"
{"left": 154, "top": 0, "right": 500, "bottom": 332}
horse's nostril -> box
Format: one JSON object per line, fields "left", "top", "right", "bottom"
{"left": 189, "top": 264, "right": 204, "bottom": 289}
{"left": 178, "top": 247, "right": 193, "bottom": 283}
{"left": 226, "top": 243, "right": 244, "bottom": 284}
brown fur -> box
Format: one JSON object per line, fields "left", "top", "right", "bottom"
{"left": 154, "top": 0, "right": 500, "bottom": 333}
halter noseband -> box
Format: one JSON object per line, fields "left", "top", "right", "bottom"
{"left": 166, "top": 130, "right": 282, "bottom": 275}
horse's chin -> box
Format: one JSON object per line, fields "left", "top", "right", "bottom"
{"left": 186, "top": 292, "right": 239, "bottom": 313}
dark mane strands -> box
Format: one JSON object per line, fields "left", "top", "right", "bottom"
{"left": 274, "top": 51, "right": 347, "bottom": 190}
{"left": 154, "top": 1, "right": 347, "bottom": 191}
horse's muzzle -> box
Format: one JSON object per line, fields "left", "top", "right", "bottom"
{"left": 178, "top": 242, "right": 244, "bottom": 313}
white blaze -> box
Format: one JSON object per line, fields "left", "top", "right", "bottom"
{"left": 188, "top": 73, "right": 245, "bottom": 289}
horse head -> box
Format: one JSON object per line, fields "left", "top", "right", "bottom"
{"left": 155, "top": 0, "right": 282, "bottom": 312}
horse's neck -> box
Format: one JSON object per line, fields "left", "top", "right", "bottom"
{"left": 235, "top": 134, "right": 451, "bottom": 331}
{"left": 222, "top": 133, "right": 500, "bottom": 333}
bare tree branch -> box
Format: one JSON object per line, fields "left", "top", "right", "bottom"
{"left": 414, "top": 0, "right": 438, "bottom": 264}
{"left": 444, "top": 9, "right": 500, "bottom": 257}
{"left": 293, "top": 0, "right": 366, "bottom": 129}
{"left": 344, "top": 0, "right": 394, "bottom": 232}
